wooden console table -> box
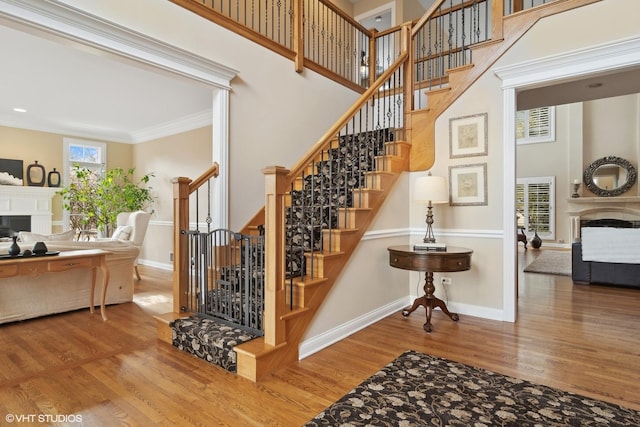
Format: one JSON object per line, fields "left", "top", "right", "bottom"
{"left": 0, "top": 249, "right": 111, "bottom": 320}
{"left": 388, "top": 245, "right": 472, "bottom": 332}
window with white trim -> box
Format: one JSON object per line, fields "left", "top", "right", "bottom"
{"left": 516, "top": 106, "right": 555, "bottom": 144}
{"left": 62, "top": 138, "right": 106, "bottom": 232}
{"left": 516, "top": 176, "right": 555, "bottom": 240}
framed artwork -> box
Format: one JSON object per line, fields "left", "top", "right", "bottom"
{"left": 449, "top": 113, "right": 488, "bottom": 158}
{"left": 449, "top": 163, "right": 487, "bottom": 206}
{"left": 0, "top": 158, "right": 24, "bottom": 186}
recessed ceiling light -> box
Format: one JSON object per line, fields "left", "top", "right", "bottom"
{"left": 375, "top": 16, "right": 382, "bottom": 22}
{"left": 13, "top": 107, "right": 27, "bottom": 113}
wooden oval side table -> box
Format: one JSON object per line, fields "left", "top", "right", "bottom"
{"left": 388, "top": 245, "right": 472, "bottom": 332}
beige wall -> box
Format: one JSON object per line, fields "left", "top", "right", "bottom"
{"left": 0, "top": 126, "right": 132, "bottom": 232}
{"left": 583, "top": 95, "right": 640, "bottom": 180}
{"left": 132, "top": 126, "right": 212, "bottom": 265}
{"left": 329, "top": 0, "right": 353, "bottom": 15}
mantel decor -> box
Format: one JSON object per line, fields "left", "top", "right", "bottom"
{"left": 449, "top": 113, "right": 488, "bottom": 158}
{"left": 583, "top": 156, "right": 637, "bottom": 197}
{"left": 26, "top": 160, "right": 46, "bottom": 187}
{"left": 0, "top": 158, "right": 24, "bottom": 186}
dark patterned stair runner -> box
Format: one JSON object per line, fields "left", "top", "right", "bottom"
{"left": 170, "top": 316, "right": 260, "bottom": 373}
{"left": 285, "top": 128, "right": 395, "bottom": 277}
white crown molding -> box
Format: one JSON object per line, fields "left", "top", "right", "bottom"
{"left": 130, "top": 110, "right": 213, "bottom": 143}
{"left": 0, "top": 115, "right": 134, "bottom": 143}
{"left": 0, "top": 0, "right": 238, "bottom": 89}
{"left": 0, "top": 109, "right": 213, "bottom": 144}
{"left": 494, "top": 35, "right": 640, "bottom": 89}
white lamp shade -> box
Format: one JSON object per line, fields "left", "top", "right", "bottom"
{"left": 414, "top": 175, "right": 448, "bottom": 204}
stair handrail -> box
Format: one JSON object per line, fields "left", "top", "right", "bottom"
{"left": 286, "top": 27, "right": 411, "bottom": 184}
{"left": 411, "top": 0, "right": 448, "bottom": 38}
{"left": 189, "top": 162, "right": 220, "bottom": 193}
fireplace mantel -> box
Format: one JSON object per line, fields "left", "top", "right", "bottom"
{"left": 0, "top": 185, "right": 59, "bottom": 234}
{"left": 567, "top": 196, "right": 640, "bottom": 241}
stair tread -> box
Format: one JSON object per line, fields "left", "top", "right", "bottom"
{"left": 154, "top": 312, "right": 190, "bottom": 325}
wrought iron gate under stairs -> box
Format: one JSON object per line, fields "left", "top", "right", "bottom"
{"left": 181, "top": 228, "right": 265, "bottom": 336}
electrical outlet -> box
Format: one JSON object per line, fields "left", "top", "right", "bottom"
{"left": 441, "top": 277, "right": 452, "bottom": 286}
{"left": 169, "top": 252, "right": 174, "bottom": 262}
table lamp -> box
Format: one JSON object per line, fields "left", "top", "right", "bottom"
{"left": 414, "top": 172, "right": 448, "bottom": 247}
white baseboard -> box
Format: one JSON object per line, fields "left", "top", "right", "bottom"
{"left": 298, "top": 297, "right": 409, "bottom": 360}
{"left": 138, "top": 258, "right": 172, "bottom": 271}
{"left": 298, "top": 297, "right": 508, "bottom": 360}
{"left": 446, "top": 301, "right": 505, "bottom": 321}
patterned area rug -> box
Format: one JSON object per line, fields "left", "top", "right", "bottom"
{"left": 305, "top": 350, "right": 640, "bottom": 426}
{"left": 524, "top": 250, "right": 572, "bottom": 276}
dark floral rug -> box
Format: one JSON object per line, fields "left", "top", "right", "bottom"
{"left": 304, "top": 350, "right": 640, "bottom": 426}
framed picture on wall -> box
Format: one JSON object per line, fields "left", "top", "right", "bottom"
{"left": 449, "top": 113, "right": 488, "bottom": 158}
{"left": 0, "top": 158, "right": 24, "bottom": 186}
{"left": 449, "top": 163, "right": 487, "bottom": 206}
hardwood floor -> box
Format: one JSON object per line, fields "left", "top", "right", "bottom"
{"left": 1, "top": 253, "right": 639, "bottom": 426}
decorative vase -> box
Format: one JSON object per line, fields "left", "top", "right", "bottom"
{"left": 26, "top": 160, "right": 46, "bottom": 187}
{"left": 32, "top": 241, "right": 48, "bottom": 255}
{"left": 531, "top": 231, "right": 542, "bottom": 249}
{"left": 47, "top": 168, "right": 61, "bottom": 187}
{"left": 8, "top": 235, "right": 20, "bottom": 256}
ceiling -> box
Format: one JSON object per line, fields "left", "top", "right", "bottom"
{"left": 517, "top": 67, "right": 640, "bottom": 110}
{"left": 0, "top": 18, "right": 212, "bottom": 144}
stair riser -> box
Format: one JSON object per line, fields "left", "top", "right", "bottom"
{"left": 322, "top": 231, "right": 360, "bottom": 252}
{"left": 336, "top": 209, "right": 370, "bottom": 229}
{"left": 302, "top": 254, "right": 342, "bottom": 278}
{"left": 375, "top": 155, "right": 405, "bottom": 173}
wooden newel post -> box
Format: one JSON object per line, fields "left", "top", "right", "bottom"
{"left": 172, "top": 176, "right": 192, "bottom": 314}
{"left": 262, "top": 166, "right": 290, "bottom": 346}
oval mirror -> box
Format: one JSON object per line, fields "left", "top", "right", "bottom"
{"left": 583, "top": 156, "right": 637, "bottom": 197}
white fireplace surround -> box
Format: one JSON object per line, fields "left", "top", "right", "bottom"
{"left": 567, "top": 196, "right": 640, "bottom": 242}
{"left": 0, "top": 185, "right": 58, "bottom": 235}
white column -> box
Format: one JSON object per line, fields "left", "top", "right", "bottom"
{"left": 502, "top": 87, "right": 517, "bottom": 323}
{"left": 211, "top": 87, "right": 230, "bottom": 230}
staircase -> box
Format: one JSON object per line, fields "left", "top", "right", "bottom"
{"left": 158, "top": 0, "right": 599, "bottom": 380}
{"left": 234, "top": 130, "right": 410, "bottom": 381}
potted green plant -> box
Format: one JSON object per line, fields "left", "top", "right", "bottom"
{"left": 58, "top": 166, "right": 154, "bottom": 237}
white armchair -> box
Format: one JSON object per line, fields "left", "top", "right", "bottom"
{"left": 113, "top": 210, "right": 150, "bottom": 280}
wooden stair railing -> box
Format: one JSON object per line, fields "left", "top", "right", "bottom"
{"left": 160, "top": 0, "right": 599, "bottom": 380}
{"left": 231, "top": 24, "right": 413, "bottom": 381}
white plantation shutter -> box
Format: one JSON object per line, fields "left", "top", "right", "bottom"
{"left": 516, "top": 106, "right": 555, "bottom": 144}
{"left": 515, "top": 176, "right": 555, "bottom": 240}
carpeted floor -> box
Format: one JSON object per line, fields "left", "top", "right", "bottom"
{"left": 304, "top": 350, "right": 640, "bottom": 426}
{"left": 523, "top": 250, "right": 572, "bottom": 276}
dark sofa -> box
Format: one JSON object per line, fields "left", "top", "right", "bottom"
{"left": 572, "top": 242, "right": 640, "bottom": 289}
